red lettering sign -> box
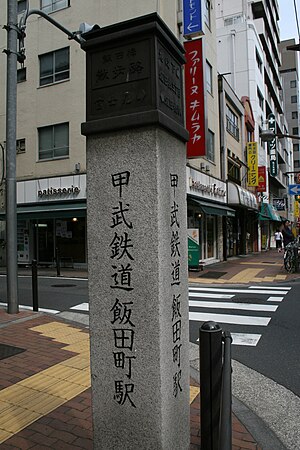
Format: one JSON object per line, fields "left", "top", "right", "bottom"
{"left": 184, "top": 39, "right": 206, "bottom": 158}
{"left": 256, "top": 166, "right": 267, "bottom": 192}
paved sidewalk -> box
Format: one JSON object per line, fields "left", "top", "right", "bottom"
{"left": 0, "top": 309, "right": 263, "bottom": 450}
{"left": 188, "top": 249, "right": 300, "bottom": 284}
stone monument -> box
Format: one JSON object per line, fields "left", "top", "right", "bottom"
{"left": 81, "top": 13, "right": 190, "bottom": 449}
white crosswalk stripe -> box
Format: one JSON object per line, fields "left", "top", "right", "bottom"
{"left": 189, "top": 285, "right": 291, "bottom": 347}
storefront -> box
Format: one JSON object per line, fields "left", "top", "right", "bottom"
{"left": 258, "top": 202, "right": 281, "bottom": 250}
{"left": 187, "top": 166, "right": 235, "bottom": 267}
{"left": 0, "top": 174, "right": 87, "bottom": 267}
{"left": 227, "top": 182, "right": 259, "bottom": 256}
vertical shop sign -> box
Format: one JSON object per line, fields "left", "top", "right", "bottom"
{"left": 183, "top": 0, "right": 204, "bottom": 39}
{"left": 184, "top": 39, "right": 206, "bottom": 158}
{"left": 247, "top": 142, "right": 258, "bottom": 186}
{"left": 267, "top": 114, "right": 278, "bottom": 177}
{"left": 256, "top": 166, "right": 267, "bottom": 192}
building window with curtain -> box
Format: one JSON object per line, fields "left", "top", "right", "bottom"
{"left": 38, "top": 122, "right": 69, "bottom": 160}
{"left": 39, "top": 47, "right": 69, "bottom": 86}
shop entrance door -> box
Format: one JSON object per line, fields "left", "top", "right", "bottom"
{"left": 203, "top": 215, "right": 216, "bottom": 260}
{"left": 35, "top": 219, "right": 55, "bottom": 264}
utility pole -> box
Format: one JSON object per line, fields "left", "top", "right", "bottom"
{"left": 5, "top": 0, "right": 18, "bottom": 313}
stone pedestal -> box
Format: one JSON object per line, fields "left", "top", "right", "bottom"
{"left": 82, "top": 14, "right": 190, "bottom": 449}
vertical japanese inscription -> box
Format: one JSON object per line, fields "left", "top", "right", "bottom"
{"left": 170, "top": 173, "right": 182, "bottom": 398}
{"left": 110, "top": 171, "right": 136, "bottom": 408}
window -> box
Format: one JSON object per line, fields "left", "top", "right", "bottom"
{"left": 293, "top": 143, "right": 299, "bottom": 152}
{"left": 17, "top": 0, "right": 27, "bottom": 14}
{"left": 291, "top": 95, "right": 297, "bottom": 103}
{"left": 206, "top": 61, "right": 212, "bottom": 94}
{"left": 204, "top": 0, "right": 211, "bottom": 28}
{"left": 294, "top": 160, "right": 300, "bottom": 168}
{"left": 226, "top": 106, "right": 239, "bottom": 141}
{"left": 38, "top": 123, "right": 69, "bottom": 160}
{"left": 257, "top": 87, "right": 264, "bottom": 110}
{"left": 207, "top": 129, "right": 215, "bottom": 162}
{"left": 16, "top": 139, "right": 26, "bottom": 154}
{"left": 228, "top": 159, "right": 241, "bottom": 184}
{"left": 292, "top": 111, "right": 298, "bottom": 119}
{"left": 40, "top": 0, "right": 69, "bottom": 13}
{"left": 39, "top": 47, "right": 69, "bottom": 86}
{"left": 256, "top": 49, "right": 262, "bottom": 73}
{"left": 17, "top": 67, "right": 26, "bottom": 83}
{"left": 290, "top": 80, "right": 297, "bottom": 88}
{"left": 292, "top": 127, "right": 299, "bottom": 135}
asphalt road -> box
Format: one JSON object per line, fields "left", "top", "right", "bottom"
{"left": 0, "top": 274, "right": 299, "bottom": 397}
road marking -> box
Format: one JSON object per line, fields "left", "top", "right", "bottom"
{"left": 189, "top": 311, "right": 271, "bottom": 326}
{"left": 0, "top": 302, "right": 59, "bottom": 314}
{"left": 189, "top": 287, "right": 289, "bottom": 295}
{"left": 196, "top": 333, "right": 261, "bottom": 346}
{"left": 267, "top": 296, "right": 284, "bottom": 302}
{"left": 231, "top": 333, "right": 261, "bottom": 346}
{"left": 249, "top": 285, "right": 291, "bottom": 290}
{"left": 189, "top": 300, "right": 277, "bottom": 312}
{"left": 189, "top": 292, "right": 234, "bottom": 299}
{"left": 70, "top": 302, "right": 89, "bottom": 311}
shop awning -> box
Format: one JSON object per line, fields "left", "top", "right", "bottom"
{"left": 0, "top": 201, "right": 86, "bottom": 220}
{"left": 258, "top": 203, "right": 281, "bottom": 222}
{"left": 189, "top": 198, "right": 235, "bottom": 217}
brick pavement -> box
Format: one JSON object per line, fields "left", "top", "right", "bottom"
{"left": 0, "top": 310, "right": 263, "bottom": 450}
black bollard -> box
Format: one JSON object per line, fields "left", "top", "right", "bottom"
{"left": 200, "top": 321, "right": 223, "bottom": 450}
{"left": 56, "top": 247, "right": 61, "bottom": 277}
{"left": 31, "top": 259, "right": 38, "bottom": 312}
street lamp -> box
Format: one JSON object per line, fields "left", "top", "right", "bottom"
{"left": 260, "top": 130, "right": 300, "bottom": 141}
{"left": 4, "top": 0, "right": 94, "bottom": 313}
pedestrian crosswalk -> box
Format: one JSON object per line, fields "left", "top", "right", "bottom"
{"left": 189, "top": 285, "right": 291, "bottom": 347}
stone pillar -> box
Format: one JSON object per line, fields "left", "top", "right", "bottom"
{"left": 81, "top": 13, "right": 190, "bottom": 450}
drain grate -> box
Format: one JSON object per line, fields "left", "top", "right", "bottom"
{"left": 0, "top": 343, "right": 26, "bottom": 361}
{"left": 198, "top": 271, "right": 227, "bottom": 279}
{"left": 51, "top": 284, "right": 77, "bottom": 288}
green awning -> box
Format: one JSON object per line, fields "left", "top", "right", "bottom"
{"left": 0, "top": 201, "right": 86, "bottom": 220}
{"left": 259, "top": 203, "right": 281, "bottom": 222}
{"left": 189, "top": 198, "right": 235, "bottom": 217}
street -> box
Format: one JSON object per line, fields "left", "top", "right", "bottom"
{"left": 0, "top": 274, "right": 299, "bottom": 397}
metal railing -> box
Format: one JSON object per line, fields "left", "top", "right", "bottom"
{"left": 199, "top": 321, "right": 232, "bottom": 450}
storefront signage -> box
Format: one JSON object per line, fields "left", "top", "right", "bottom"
{"left": 247, "top": 142, "right": 258, "bottom": 186}
{"left": 38, "top": 185, "right": 80, "bottom": 197}
{"left": 183, "top": 0, "right": 204, "bottom": 39}
{"left": 272, "top": 198, "right": 285, "bottom": 211}
{"left": 17, "top": 175, "right": 87, "bottom": 204}
{"left": 184, "top": 39, "right": 206, "bottom": 158}
{"left": 187, "top": 167, "right": 227, "bottom": 202}
{"left": 256, "top": 166, "right": 267, "bottom": 192}
{"left": 267, "top": 114, "right": 278, "bottom": 177}
{"left": 228, "top": 182, "right": 258, "bottom": 210}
